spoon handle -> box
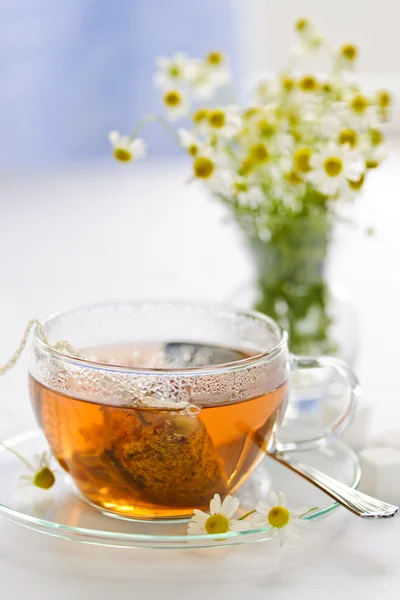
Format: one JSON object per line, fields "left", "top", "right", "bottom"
{"left": 270, "top": 451, "right": 398, "bottom": 519}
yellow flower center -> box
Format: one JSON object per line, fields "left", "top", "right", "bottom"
{"left": 168, "top": 65, "right": 181, "bottom": 77}
{"left": 207, "top": 51, "right": 223, "bottom": 66}
{"left": 370, "top": 128, "right": 383, "bottom": 146}
{"left": 295, "top": 18, "right": 309, "bottom": 32}
{"left": 164, "top": 90, "right": 182, "bottom": 107}
{"left": 285, "top": 171, "right": 303, "bottom": 185}
{"left": 258, "top": 119, "right": 275, "bottom": 137}
{"left": 366, "top": 159, "right": 378, "bottom": 169}
{"left": 250, "top": 143, "right": 270, "bottom": 163}
{"left": 33, "top": 467, "right": 56, "bottom": 490}
{"left": 193, "top": 156, "right": 215, "bottom": 179}
{"left": 324, "top": 156, "right": 343, "bottom": 177}
{"left": 378, "top": 90, "right": 391, "bottom": 108}
{"left": 208, "top": 109, "right": 226, "bottom": 128}
{"left": 234, "top": 181, "right": 248, "bottom": 193}
{"left": 193, "top": 108, "right": 209, "bottom": 124}
{"left": 239, "top": 157, "right": 255, "bottom": 176}
{"left": 188, "top": 144, "right": 198, "bottom": 156}
{"left": 351, "top": 94, "right": 368, "bottom": 114}
{"left": 322, "top": 82, "right": 333, "bottom": 93}
{"left": 341, "top": 44, "right": 358, "bottom": 61}
{"left": 338, "top": 129, "right": 358, "bottom": 148}
{"left": 268, "top": 506, "right": 290, "bottom": 528}
{"left": 114, "top": 148, "right": 133, "bottom": 162}
{"left": 243, "top": 107, "right": 260, "bottom": 119}
{"left": 281, "top": 75, "right": 295, "bottom": 92}
{"left": 299, "top": 75, "right": 318, "bottom": 92}
{"left": 205, "top": 514, "right": 230, "bottom": 534}
{"left": 349, "top": 174, "right": 365, "bottom": 190}
{"left": 294, "top": 147, "right": 312, "bottom": 173}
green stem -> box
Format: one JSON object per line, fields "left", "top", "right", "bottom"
{"left": 298, "top": 506, "right": 319, "bottom": 519}
{"left": 238, "top": 509, "right": 256, "bottom": 521}
{"left": 0, "top": 442, "right": 33, "bottom": 470}
{"left": 130, "top": 113, "right": 181, "bottom": 144}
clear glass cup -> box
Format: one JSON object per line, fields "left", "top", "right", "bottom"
{"left": 28, "top": 300, "right": 359, "bottom": 520}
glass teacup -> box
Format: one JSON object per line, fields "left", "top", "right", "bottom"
{"left": 28, "top": 301, "right": 358, "bottom": 520}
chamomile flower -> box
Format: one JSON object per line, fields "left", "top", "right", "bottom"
{"left": 192, "top": 152, "right": 218, "bottom": 181}
{"left": 334, "top": 43, "right": 358, "bottom": 71}
{"left": 187, "top": 493, "right": 247, "bottom": 535}
{"left": 18, "top": 452, "right": 56, "bottom": 490}
{"left": 375, "top": 89, "right": 392, "bottom": 120}
{"left": 252, "top": 491, "right": 309, "bottom": 547}
{"left": 205, "top": 105, "right": 242, "bottom": 139}
{"left": 206, "top": 52, "right": 231, "bottom": 86}
{"left": 255, "top": 78, "right": 281, "bottom": 104}
{"left": 108, "top": 131, "right": 147, "bottom": 163}
{"left": 307, "top": 142, "right": 365, "bottom": 197}
{"left": 337, "top": 128, "right": 359, "bottom": 149}
{"left": 292, "top": 18, "right": 324, "bottom": 56}
{"left": 345, "top": 92, "right": 379, "bottom": 128}
{"left": 362, "top": 129, "right": 387, "bottom": 168}
{"left": 178, "top": 128, "right": 204, "bottom": 157}
{"left": 153, "top": 53, "right": 195, "bottom": 89}
{"left": 343, "top": 173, "right": 366, "bottom": 201}
{"left": 162, "top": 88, "right": 190, "bottom": 121}
{"left": 192, "top": 51, "right": 231, "bottom": 99}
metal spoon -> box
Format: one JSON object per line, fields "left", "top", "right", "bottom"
{"left": 269, "top": 450, "right": 398, "bottom": 519}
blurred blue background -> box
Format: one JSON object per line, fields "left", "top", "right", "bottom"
{"left": 0, "top": 0, "right": 238, "bottom": 168}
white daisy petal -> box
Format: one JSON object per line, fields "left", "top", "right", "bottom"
{"left": 209, "top": 493, "right": 222, "bottom": 515}
{"left": 119, "top": 135, "right": 131, "bottom": 148}
{"left": 130, "top": 138, "right": 147, "bottom": 158}
{"left": 108, "top": 130, "right": 120, "bottom": 146}
{"left": 221, "top": 495, "right": 239, "bottom": 518}
{"left": 269, "top": 491, "right": 279, "bottom": 505}
{"left": 230, "top": 519, "right": 248, "bottom": 532}
{"left": 278, "top": 492, "right": 286, "bottom": 506}
{"left": 255, "top": 499, "right": 272, "bottom": 514}
{"left": 187, "top": 522, "right": 206, "bottom": 535}
{"left": 192, "top": 509, "right": 209, "bottom": 522}
{"left": 278, "top": 529, "right": 285, "bottom": 548}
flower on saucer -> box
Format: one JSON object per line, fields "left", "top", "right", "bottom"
{"left": 187, "top": 493, "right": 247, "bottom": 535}
{"left": 18, "top": 451, "right": 56, "bottom": 490}
{"left": 108, "top": 131, "right": 147, "bottom": 163}
{"left": 252, "top": 491, "right": 310, "bottom": 547}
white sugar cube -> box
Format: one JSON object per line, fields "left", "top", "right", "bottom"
{"left": 371, "top": 430, "right": 400, "bottom": 450}
{"left": 359, "top": 446, "right": 400, "bottom": 505}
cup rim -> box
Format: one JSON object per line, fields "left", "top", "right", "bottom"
{"left": 33, "top": 300, "right": 288, "bottom": 376}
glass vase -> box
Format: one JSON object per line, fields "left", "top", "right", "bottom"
{"left": 229, "top": 215, "right": 358, "bottom": 425}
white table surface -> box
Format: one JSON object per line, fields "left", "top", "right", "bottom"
{"left": 0, "top": 148, "right": 400, "bottom": 598}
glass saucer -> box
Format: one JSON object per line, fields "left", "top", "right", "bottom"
{"left": 0, "top": 430, "right": 360, "bottom": 549}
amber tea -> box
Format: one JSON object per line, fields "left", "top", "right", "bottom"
{"left": 30, "top": 341, "right": 287, "bottom": 519}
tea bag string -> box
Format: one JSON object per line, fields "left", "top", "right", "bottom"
{"left": 0, "top": 319, "right": 83, "bottom": 376}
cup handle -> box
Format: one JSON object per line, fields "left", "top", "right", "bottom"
{"left": 275, "top": 355, "right": 362, "bottom": 453}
